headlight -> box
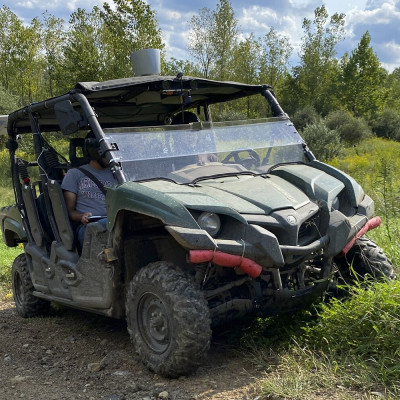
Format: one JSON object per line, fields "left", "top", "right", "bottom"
{"left": 197, "top": 212, "right": 221, "bottom": 237}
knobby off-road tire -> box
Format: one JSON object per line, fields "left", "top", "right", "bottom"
{"left": 12, "top": 253, "right": 51, "bottom": 317}
{"left": 126, "top": 262, "right": 211, "bottom": 378}
{"left": 336, "top": 237, "right": 395, "bottom": 282}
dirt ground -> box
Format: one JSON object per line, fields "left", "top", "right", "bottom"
{"left": 0, "top": 300, "right": 264, "bottom": 400}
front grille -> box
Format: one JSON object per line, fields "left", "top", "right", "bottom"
{"left": 298, "top": 211, "right": 321, "bottom": 245}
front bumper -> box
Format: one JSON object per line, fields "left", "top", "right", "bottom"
{"left": 165, "top": 195, "right": 379, "bottom": 274}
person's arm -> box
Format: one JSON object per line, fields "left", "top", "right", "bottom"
{"left": 63, "top": 190, "right": 92, "bottom": 225}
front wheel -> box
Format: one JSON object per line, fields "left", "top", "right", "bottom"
{"left": 12, "top": 253, "right": 51, "bottom": 317}
{"left": 126, "top": 262, "right": 211, "bottom": 378}
{"left": 334, "top": 237, "right": 395, "bottom": 282}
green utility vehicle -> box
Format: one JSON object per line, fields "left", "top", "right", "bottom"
{"left": 1, "top": 73, "right": 393, "bottom": 377}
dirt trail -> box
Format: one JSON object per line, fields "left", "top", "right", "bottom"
{"left": 0, "top": 300, "right": 263, "bottom": 400}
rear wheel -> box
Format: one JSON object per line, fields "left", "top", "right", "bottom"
{"left": 126, "top": 262, "right": 211, "bottom": 378}
{"left": 335, "top": 237, "right": 394, "bottom": 282}
{"left": 12, "top": 253, "right": 51, "bottom": 317}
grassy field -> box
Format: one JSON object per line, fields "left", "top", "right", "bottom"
{"left": 0, "top": 183, "right": 21, "bottom": 300}
{"left": 249, "top": 137, "right": 400, "bottom": 399}
{"left": 0, "top": 138, "right": 399, "bottom": 398}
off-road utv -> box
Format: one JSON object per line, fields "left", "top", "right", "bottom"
{"left": 1, "top": 68, "right": 393, "bottom": 377}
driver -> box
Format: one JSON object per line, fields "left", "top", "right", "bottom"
{"left": 61, "top": 132, "right": 116, "bottom": 248}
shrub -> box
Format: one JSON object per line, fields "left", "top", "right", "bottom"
{"left": 301, "top": 121, "right": 342, "bottom": 161}
{"left": 291, "top": 105, "right": 320, "bottom": 132}
{"left": 373, "top": 108, "right": 400, "bottom": 141}
{"left": 325, "top": 110, "right": 371, "bottom": 144}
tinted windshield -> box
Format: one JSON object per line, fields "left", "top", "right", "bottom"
{"left": 104, "top": 117, "right": 306, "bottom": 184}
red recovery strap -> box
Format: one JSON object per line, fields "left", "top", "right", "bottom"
{"left": 189, "top": 250, "right": 262, "bottom": 278}
{"left": 341, "top": 216, "right": 381, "bottom": 255}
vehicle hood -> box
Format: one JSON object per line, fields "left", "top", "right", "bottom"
{"left": 141, "top": 174, "right": 311, "bottom": 216}
{"left": 139, "top": 164, "right": 347, "bottom": 219}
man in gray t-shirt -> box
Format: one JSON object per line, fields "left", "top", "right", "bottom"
{"left": 61, "top": 133, "right": 116, "bottom": 248}
{"left": 61, "top": 166, "right": 115, "bottom": 217}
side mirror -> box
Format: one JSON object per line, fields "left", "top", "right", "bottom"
{"left": 54, "top": 100, "right": 87, "bottom": 135}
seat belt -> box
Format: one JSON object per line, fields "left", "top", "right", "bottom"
{"left": 77, "top": 166, "right": 107, "bottom": 196}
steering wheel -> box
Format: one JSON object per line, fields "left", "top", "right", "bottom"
{"left": 222, "top": 149, "right": 260, "bottom": 169}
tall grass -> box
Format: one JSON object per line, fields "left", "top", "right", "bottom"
{"left": 330, "top": 137, "right": 400, "bottom": 267}
{"left": 0, "top": 241, "right": 21, "bottom": 300}
{"left": 0, "top": 149, "right": 21, "bottom": 298}
{"left": 248, "top": 137, "right": 400, "bottom": 399}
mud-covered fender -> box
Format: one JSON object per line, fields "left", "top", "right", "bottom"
{"left": 1, "top": 205, "right": 26, "bottom": 246}
{"left": 105, "top": 182, "right": 199, "bottom": 230}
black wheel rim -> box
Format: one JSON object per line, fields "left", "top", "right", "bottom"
{"left": 137, "top": 292, "right": 171, "bottom": 353}
{"left": 13, "top": 271, "right": 24, "bottom": 307}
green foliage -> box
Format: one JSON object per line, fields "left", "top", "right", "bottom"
{"left": 384, "top": 68, "right": 400, "bottom": 111}
{"left": 284, "top": 6, "right": 345, "bottom": 115}
{"left": 0, "top": 1, "right": 395, "bottom": 125}
{"left": 0, "top": 241, "right": 21, "bottom": 299}
{"left": 259, "top": 27, "right": 293, "bottom": 89}
{"left": 373, "top": 108, "right": 400, "bottom": 141}
{"left": 325, "top": 110, "right": 372, "bottom": 144}
{"left": 0, "top": 1, "right": 164, "bottom": 104}
{"left": 212, "top": 0, "right": 238, "bottom": 81}
{"left": 0, "top": 84, "right": 19, "bottom": 113}
{"left": 162, "top": 58, "right": 200, "bottom": 76}
{"left": 0, "top": 149, "right": 12, "bottom": 185}
{"left": 231, "top": 34, "right": 260, "bottom": 85}
{"left": 188, "top": 0, "right": 238, "bottom": 79}
{"left": 302, "top": 281, "right": 400, "bottom": 389}
{"left": 101, "top": 0, "right": 164, "bottom": 79}
{"left": 329, "top": 138, "right": 400, "bottom": 265}
{"left": 341, "top": 31, "right": 387, "bottom": 120}
{"left": 291, "top": 105, "right": 320, "bottom": 131}
{"left": 41, "top": 12, "right": 66, "bottom": 97}
{"left": 301, "top": 120, "right": 342, "bottom": 161}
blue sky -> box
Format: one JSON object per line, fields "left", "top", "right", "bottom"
{"left": 4, "top": 0, "right": 400, "bottom": 72}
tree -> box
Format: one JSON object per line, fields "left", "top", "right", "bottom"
{"left": 0, "top": 84, "right": 19, "bottom": 113}
{"left": 212, "top": 0, "right": 238, "bottom": 81}
{"left": 341, "top": 31, "right": 387, "bottom": 119}
{"left": 283, "top": 6, "right": 345, "bottom": 115}
{"left": 231, "top": 35, "right": 261, "bottom": 118}
{"left": 325, "top": 110, "right": 371, "bottom": 144}
{"left": 162, "top": 58, "right": 199, "bottom": 76}
{"left": 101, "top": 0, "right": 164, "bottom": 79}
{"left": 0, "top": 7, "right": 23, "bottom": 91}
{"left": 60, "top": 7, "right": 105, "bottom": 88}
{"left": 188, "top": 7, "right": 217, "bottom": 78}
{"left": 41, "top": 12, "right": 66, "bottom": 97}
{"left": 0, "top": 7, "right": 44, "bottom": 103}
{"left": 259, "top": 27, "right": 292, "bottom": 90}
{"left": 384, "top": 67, "right": 400, "bottom": 111}
{"left": 291, "top": 105, "right": 320, "bottom": 131}
{"left": 373, "top": 108, "right": 400, "bottom": 141}
{"left": 188, "top": 0, "right": 238, "bottom": 79}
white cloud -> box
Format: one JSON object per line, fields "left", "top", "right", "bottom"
{"left": 342, "top": 0, "right": 400, "bottom": 70}
{"left": 348, "top": 0, "right": 400, "bottom": 24}
{"left": 240, "top": 6, "right": 278, "bottom": 29}
{"left": 378, "top": 40, "right": 400, "bottom": 71}
{"left": 15, "top": 1, "right": 33, "bottom": 9}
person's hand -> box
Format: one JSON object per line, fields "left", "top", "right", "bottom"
{"left": 81, "top": 212, "right": 92, "bottom": 225}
